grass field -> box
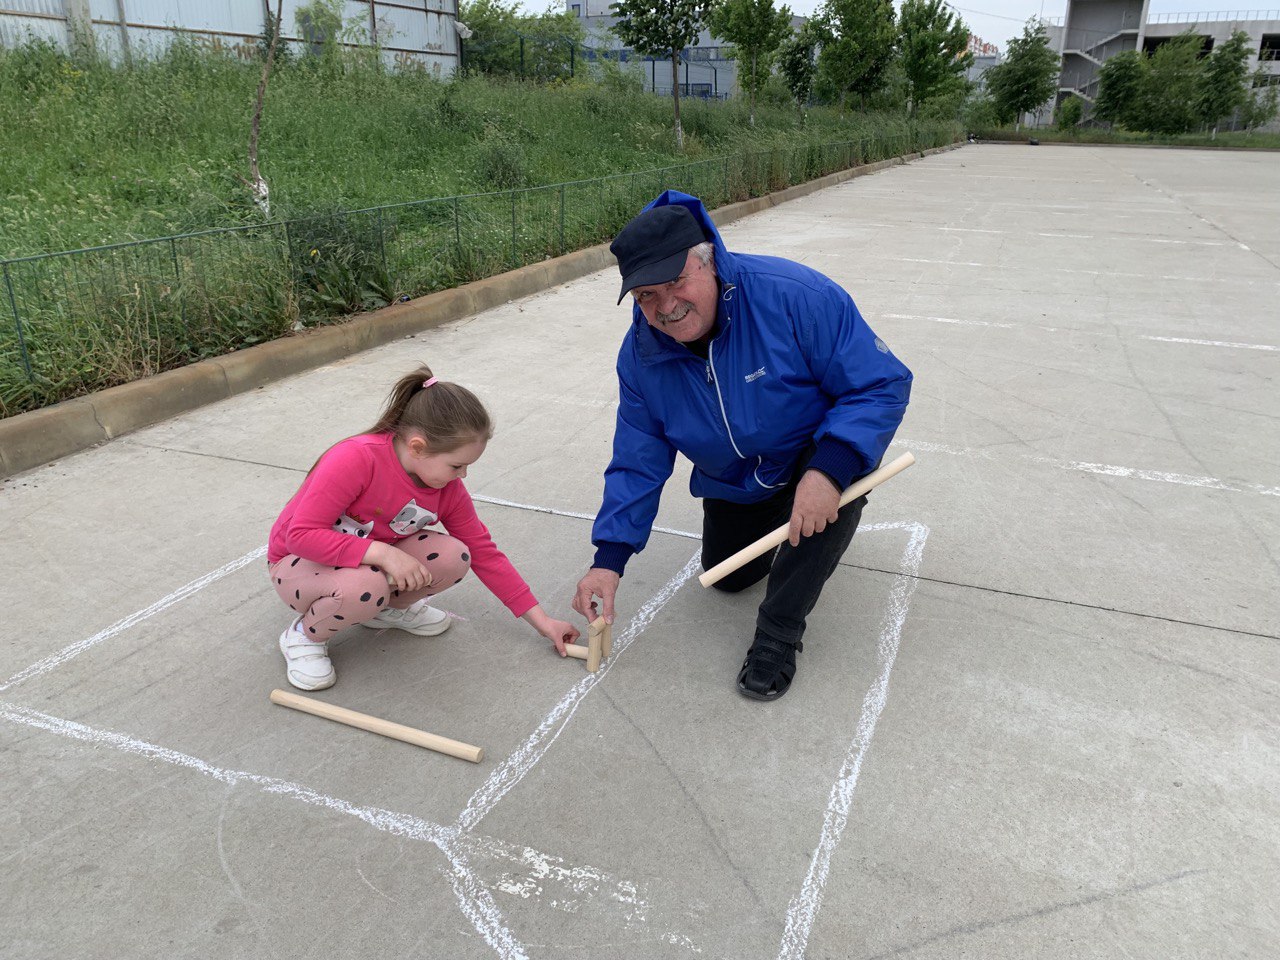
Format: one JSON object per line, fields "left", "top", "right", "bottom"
{"left": 0, "top": 39, "right": 958, "bottom": 419}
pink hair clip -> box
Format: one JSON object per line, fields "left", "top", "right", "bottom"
{"left": 422, "top": 377, "right": 438, "bottom": 389}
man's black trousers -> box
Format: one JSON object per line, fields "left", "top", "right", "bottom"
{"left": 700, "top": 464, "right": 866, "bottom": 647}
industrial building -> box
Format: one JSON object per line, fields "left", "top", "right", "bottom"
{"left": 1045, "top": 2, "right": 1280, "bottom": 124}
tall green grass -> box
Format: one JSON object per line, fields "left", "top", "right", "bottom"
{"left": 0, "top": 38, "right": 959, "bottom": 418}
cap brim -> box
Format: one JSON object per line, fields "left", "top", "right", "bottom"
{"left": 616, "top": 248, "right": 690, "bottom": 305}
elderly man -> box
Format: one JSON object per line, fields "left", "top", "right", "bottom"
{"left": 572, "top": 191, "right": 911, "bottom": 701}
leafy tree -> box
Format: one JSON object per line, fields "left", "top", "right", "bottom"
{"left": 1198, "top": 29, "right": 1250, "bottom": 134}
{"left": 1093, "top": 48, "right": 1142, "bottom": 127}
{"left": 983, "top": 19, "right": 1059, "bottom": 128}
{"left": 897, "top": 0, "right": 971, "bottom": 116}
{"left": 1054, "top": 93, "right": 1083, "bottom": 129}
{"left": 1240, "top": 68, "right": 1280, "bottom": 133}
{"left": 816, "top": 0, "right": 896, "bottom": 112}
{"left": 459, "top": 0, "right": 582, "bottom": 81}
{"left": 708, "top": 0, "right": 793, "bottom": 126}
{"left": 611, "top": 0, "right": 711, "bottom": 148}
{"left": 776, "top": 19, "right": 819, "bottom": 120}
{"left": 1133, "top": 33, "right": 1204, "bottom": 134}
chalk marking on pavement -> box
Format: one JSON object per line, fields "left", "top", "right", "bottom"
{"left": 778, "top": 521, "right": 929, "bottom": 960}
{"left": 0, "top": 546, "right": 267, "bottom": 694}
{"left": 1139, "top": 335, "right": 1278, "bottom": 352}
{"left": 0, "top": 700, "right": 683, "bottom": 956}
{"left": 0, "top": 700, "right": 533, "bottom": 959}
{"left": 882, "top": 313, "right": 1013, "bottom": 328}
{"left": 454, "top": 550, "right": 703, "bottom": 833}
{"left": 899, "top": 439, "right": 1280, "bottom": 498}
{"left": 472, "top": 493, "right": 699, "bottom": 541}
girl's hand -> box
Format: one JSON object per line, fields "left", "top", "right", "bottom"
{"left": 541, "top": 617, "right": 580, "bottom": 656}
{"left": 366, "top": 542, "right": 432, "bottom": 593}
{"left": 522, "top": 604, "right": 580, "bottom": 656}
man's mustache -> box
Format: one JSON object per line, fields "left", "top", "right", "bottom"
{"left": 658, "top": 303, "right": 691, "bottom": 325}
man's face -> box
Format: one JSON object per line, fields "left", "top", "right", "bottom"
{"left": 631, "top": 251, "right": 718, "bottom": 343}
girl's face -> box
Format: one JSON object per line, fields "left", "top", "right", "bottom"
{"left": 400, "top": 434, "right": 487, "bottom": 489}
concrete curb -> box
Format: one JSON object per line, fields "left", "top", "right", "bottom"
{"left": 0, "top": 141, "right": 961, "bottom": 480}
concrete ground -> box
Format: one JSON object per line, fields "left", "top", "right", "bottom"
{"left": 1, "top": 144, "right": 1277, "bottom": 959}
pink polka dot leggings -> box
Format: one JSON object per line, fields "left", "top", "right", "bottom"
{"left": 269, "top": 530, "right": 471, "bottom": 642}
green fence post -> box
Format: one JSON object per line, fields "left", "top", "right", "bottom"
{"left": 376, "top": 208, "right": 389, "bottom": 278}
{"left": 3, "top": 263, "right": 34, "bottom": 383}
{"left": 453, "top": 196, "right": 462, "bottom": 258}
{"left": 167, "top": 236, "right": 191, "bottom": 341}
{"left": 510, "top": 190, "right": 517, "bottom": 269}
{"left": 559, "top": 183, "right": 566, "bottom": 255}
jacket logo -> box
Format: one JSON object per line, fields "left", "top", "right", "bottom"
{"left": 744, "top": 367, "right": 766, "bottom": 383}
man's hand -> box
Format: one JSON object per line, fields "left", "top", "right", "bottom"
{"left": 788, "top": 470, "right": 842, "bottom": 547}
{"left": 573, "top": 568, "right": 621, "bottom": 624}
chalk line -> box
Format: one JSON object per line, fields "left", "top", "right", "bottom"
{"left": 899, "top": 439, "right": 1280, "bottom": 498}
{"left": 472, "top": 493, "right": 700, "bottom": 541}
{"left": 882, "top": 313, "right": 1013, "bottom": 328}
{"left": 0, "top": 546, "right": 267, "bottom": 694}
{"left": 778, "top": 520, "right": 929, "bottom": 960}
{"left": 0, "top": 699, "right": 675, "bottom": 958}
{"left": 454, "top": 550, "right": 703, "bottom": 834}
{"left": 1139, "top": 335, "right": 1278, "bottom": 352}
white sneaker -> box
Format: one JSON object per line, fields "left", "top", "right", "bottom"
{"left": 364, "top": 600, "right": 451, "bottom": 637}
{"left": 278, "top": 618, "right": 336, "bottom": 690}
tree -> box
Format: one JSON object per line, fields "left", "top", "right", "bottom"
{"left": 1133, "top": 33, "right": 1204, "bottom": 134}
{"left": 816, "top": 0, "right": 896, "bottom": 112}
{"left": 611, "top": 0, "right": 711, "bottom": 148}
{"left": 897, "top": 0, "right": 971, "bottom": 116}
{"left": 1240, "top": 69, "right": 1280, "bottom": 133}
{"left": 1055, "top": 93, "right": 1083, "bottom": 129}
{"left": 1093, "top": 48, "right": 1142, "bottom": 127}
{"left": 984, "top": 19, "right": 1059, "bottom": 128}
{"left": 459, "top": 0, "right": 583, "bottom": 81}
{"left": 1198, "top": 29, "right": 1251, "bottom": 135}
{"left": 776, "top": 19, "right": 819, "bottom": 121}
{"left": 708, "top": 0, "right": 793, "bottom": 126}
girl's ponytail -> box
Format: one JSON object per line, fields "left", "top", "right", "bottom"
{"left": 365, "top": 365, "right": 493, "bottom": 452}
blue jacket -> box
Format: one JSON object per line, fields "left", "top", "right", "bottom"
{"left": 592, "top": 191, "right": 912, "bottom": 575}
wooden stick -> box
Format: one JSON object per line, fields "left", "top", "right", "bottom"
{"left": 269, "top": 688, "right": 484, "bottom": 763}
{"left": 697, "top": 451, "right": 916, "bottom": 589}
{"left": 565, "top": 618, "right": 611, "bottom": 671}
{"left": 596, "top": 616, "right": 612, "bottom": 658}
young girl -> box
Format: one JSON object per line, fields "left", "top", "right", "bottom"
{"left": 267, "top": 365, "right": 579, "bottom": 690}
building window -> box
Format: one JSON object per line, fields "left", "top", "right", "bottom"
{"left": 1260, "top": 34, "right": 1280, "bottom": 61}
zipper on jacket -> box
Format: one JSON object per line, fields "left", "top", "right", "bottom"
{"left": 708, "top": 283, "right": 786, "bottom": 491}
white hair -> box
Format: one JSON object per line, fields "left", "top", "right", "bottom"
{"left": 690, "top": 241, "right": 715, "bottom": 270}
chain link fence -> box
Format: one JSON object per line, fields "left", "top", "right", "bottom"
{"left": 1, "top": 128, "right": 955, "bottom": 419}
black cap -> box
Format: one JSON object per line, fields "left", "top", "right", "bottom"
{"left": 610, "top": 205, "right": 707, "bottom": 305}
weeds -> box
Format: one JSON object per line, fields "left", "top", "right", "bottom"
{"left": 0, "top": 38, "right": 960, "bottom": 418}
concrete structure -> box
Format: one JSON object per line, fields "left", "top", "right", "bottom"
{"left": 2, "top": 144, "right": 1277, "bottom": 958}
{"left": 568, "top": 0, "right": 739, "bottom": 99}
{"left": 0, "top": 0, "right": 463, "bottom": 77}
{"left": 1045, "top": 4, "right": 1280, "bottom": 126}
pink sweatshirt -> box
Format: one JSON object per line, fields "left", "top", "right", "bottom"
{"left": 269, "top": 433, "right": 537, "bottom": 617}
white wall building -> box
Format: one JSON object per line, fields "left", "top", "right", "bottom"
{"left": 0, "top": 0, "right": 463, "bottom": 77}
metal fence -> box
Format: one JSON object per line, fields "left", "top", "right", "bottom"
{"left": 1, "top": 128, "right": 954, "bottom": 419}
